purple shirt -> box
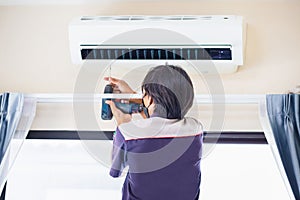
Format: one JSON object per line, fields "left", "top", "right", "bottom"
{"left": 110, "top": 117, "right": 203, "bottom": 200}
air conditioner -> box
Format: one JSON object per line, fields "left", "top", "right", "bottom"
{"left": 69, "top": 15, "right": 245, "bottom": 74}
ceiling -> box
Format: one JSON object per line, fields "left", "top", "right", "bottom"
{"left": 0, "top": 0, "right": 118, "bottom": 5}
{"left": 0, "top": 0, "right": 295, "bottom": 6}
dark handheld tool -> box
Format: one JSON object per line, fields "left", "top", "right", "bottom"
{"left": 101, "top": 84, "right": 114, "bottom": 120}
{"left": 114, "top": 102, "right": 143, "bottom": 114}
{"left": 101, "top": 84, "right": 143, "bottom": 120}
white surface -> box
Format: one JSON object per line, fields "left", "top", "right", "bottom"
{"left": 6, "top": 140, "right": 291, "bottom": 200}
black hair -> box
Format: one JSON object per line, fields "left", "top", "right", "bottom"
{"left": 141, "top": 65, "right": 194, "bottom": 119}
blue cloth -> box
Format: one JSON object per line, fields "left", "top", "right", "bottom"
{"left": 267, "top": 94, "right": 300, "bottom": 199}
{"left": 0, "top": 93, "right": 23, "bottom": 165}
{"left": 0, "top": 93, "right": 24, "bottom": 197}
{"left": 110, "top": 117, "right": 203, "bottom": 200}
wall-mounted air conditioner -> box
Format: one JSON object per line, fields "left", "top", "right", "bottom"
{"left": 69, "top": 15, "right": 245, "bottom": 74}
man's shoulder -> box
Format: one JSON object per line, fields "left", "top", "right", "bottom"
{"left": 118, "top": 117, "right": 203, "bottom": 141}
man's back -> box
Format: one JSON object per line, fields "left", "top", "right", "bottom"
{"left": 110, "top": 117, "right": 203, "bottom": 200}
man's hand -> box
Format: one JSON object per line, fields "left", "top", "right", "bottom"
{"left": 105, "top": 100, "right": 132, "bottom": 126}
{"left": 104, "top": 77, "right": 136, "bottom": 94}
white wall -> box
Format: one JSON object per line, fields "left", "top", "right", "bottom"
{"left": 0, "top": 2, "right": 300, "bottom": 131}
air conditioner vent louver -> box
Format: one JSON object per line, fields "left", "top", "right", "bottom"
{"left": 80, "top": 47, "right": 232, "bottom": 60}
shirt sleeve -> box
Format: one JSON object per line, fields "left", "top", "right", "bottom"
{"left": 109, "top": 127, "right": 128, "bottom": 178}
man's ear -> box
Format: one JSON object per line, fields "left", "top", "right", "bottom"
{"left": 148, "top": 96, "right": 153, "bottom": 106}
